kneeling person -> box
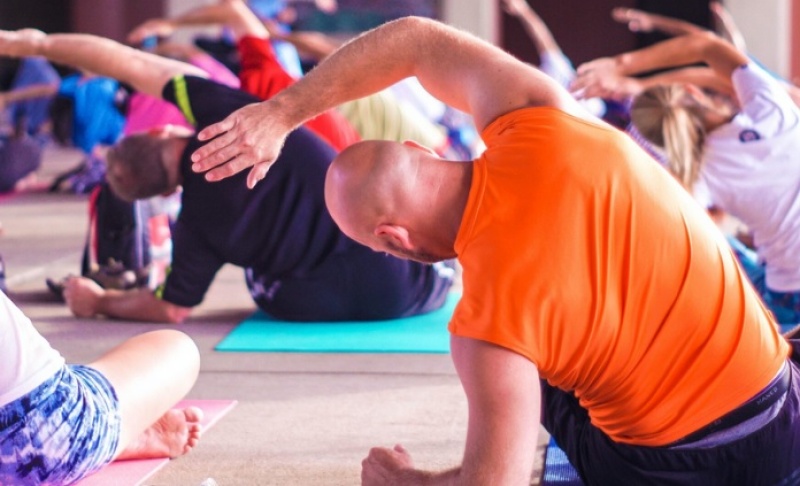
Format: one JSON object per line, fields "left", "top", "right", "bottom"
{"left": 0, "top": 29, "right": 454, "bottom": 323}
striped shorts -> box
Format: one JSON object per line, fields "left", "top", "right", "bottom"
{"left": 0, "top": 365, "right": 121, "bottom": 485}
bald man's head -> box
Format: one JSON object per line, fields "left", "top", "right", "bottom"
{"left": 325, "top": 141, "right": 407, "bottom": 243}
{"left": 325, "top": 140, "right": 462, "bottom": 264}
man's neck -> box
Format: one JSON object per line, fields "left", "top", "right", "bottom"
{"left": 421, "top": 160, "right": 473, "bottom": 256}
{"left": 449, "top": 161, "right": 474, "bottom": 247}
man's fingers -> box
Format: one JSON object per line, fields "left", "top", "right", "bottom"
{"left": 196, "top": 116, "right": 236, "bottom": 143}
{"left": 202, "top": 154, "right": 272, "bottom": 184}
{"left": 129, "top": 30, "right": 149, "bottom": 45}
{"left": 204, "top": 156, "right": 247, "bottom": 182}
{"left": 570, "top": 76, "right": 588, "bottom": 94}
{"left": 611, "top": 7, "right": 629, "bottom": 23}
{"left": 191, "top": 130, "right": 240, "bottom": 172}
{"left": 246, "top": 163, "right": 270, "bottom": 189}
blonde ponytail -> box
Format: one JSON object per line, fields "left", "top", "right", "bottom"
{"left": 631, "top": 85, "right": 706, "bottom": 189}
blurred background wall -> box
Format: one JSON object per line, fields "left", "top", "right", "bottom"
{"left": 0, "top": 0, "right": 797, "bottom": 80}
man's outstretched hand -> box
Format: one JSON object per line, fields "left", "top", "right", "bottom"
{"left": 191, "top": 100, "right": 293, "bottom": 188}
{"left": 0, "top": 29, "right": 46, "bottom": 58}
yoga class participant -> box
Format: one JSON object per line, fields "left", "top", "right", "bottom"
{"left": 190, "top": 17, "right": 800, "bottom": 485}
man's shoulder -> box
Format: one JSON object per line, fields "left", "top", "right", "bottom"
{"left": 162, "top": 75, "right": 212, "bottom": 102}
{"left": 163, "top": 75, "right": 260, "bottom": 129}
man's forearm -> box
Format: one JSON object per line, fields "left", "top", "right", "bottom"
{"left": 191, "top": 15, "right": 561, "bottom": 182}
{"left": 2, "top": 83, "right": 58, "bottom": 103}
{"left": 267, "top": 16, "right": 492, "bottom": 132}
{"left": 616, "top": 32, "right": 746, "bottom": 79}
{"left": 417, "top": 467, "right": 460, "bottom": 485}
{"left": 172, "top": 1, "right": 266, "bottom": 39}
{"left": 97, "top": 288, "right": 190, "bottom": 323}
{"left": 367, "top": 465, "right": 461, "bottom": 486}
{"left": 35, "top": 33, "right": 205, "bottom": 98}
{"left": 642, "top": 66, "right": 734, "bottom": 96}
{"left": 513, "top": 7, "right": 560, "bottom": 55}
{"left": 644, "top": 12, "right": 706, "bottom": 37}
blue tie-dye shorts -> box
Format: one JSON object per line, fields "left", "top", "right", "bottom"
{"left": 0, "top": 365, "right": 121, "bottom": 485}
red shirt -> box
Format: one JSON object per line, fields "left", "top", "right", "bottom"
{"left": 237, "top": 36, "right": 360, "bottom": 151}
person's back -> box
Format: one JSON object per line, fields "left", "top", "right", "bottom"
{"left": 159, "top": 76, "right": 452, "bottom": 320}
{"left": 696, "top": 63, "right": 800, "bottom": 293}
{"left": 177, "top": 15, "right": 800, "bottom": 484}
{"left": 450, "top": 106, "right": 788, "bottom": 447}
{"left": 57, "top": 74, "right": 127, "bottom": 154}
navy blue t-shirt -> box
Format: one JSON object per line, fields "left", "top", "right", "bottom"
{"left": 159, "top": 75, "right": 353, "bottom": 307}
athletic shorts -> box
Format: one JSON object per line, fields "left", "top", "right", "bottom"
{"left": 541, "top": 345, "right": 800, "bottom": 485}
{"left": 246, "top": 245, "right": 454, "bottom": 322}
{"left": 0, "top": 365, "right": 121, "bottom": 485}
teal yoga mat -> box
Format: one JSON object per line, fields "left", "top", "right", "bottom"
{"left": 215, "top": 293, "right": 460, "bottom": 353}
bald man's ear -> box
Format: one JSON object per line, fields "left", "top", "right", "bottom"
{"left": 374, "top": 223, "right": 414, "bottom": 251}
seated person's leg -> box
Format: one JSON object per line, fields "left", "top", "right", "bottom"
{"left": 87, "top": 329, "right": 202, "bottom": 460}
{"left": 1, "top": 298, "right": 200, "bottom": 484}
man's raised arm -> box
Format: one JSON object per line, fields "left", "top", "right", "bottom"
{"left": 191, "top": 16, "right": 574, "bottom": 187}
{"left": 573, "top": 32, "right": 748, "bottom": 97}
{"left": 0, "top": 29, "right": 207, "bottom": 99}
{"left": 128, "top": 0, "right": 268, "bottom": 45}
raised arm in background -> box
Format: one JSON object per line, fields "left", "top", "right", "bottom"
{"left": 128, "top": 0, "right": 268, "bottom": 45}
{"left": 0, "top": 29, "right": 207, "bottom": 99}
{"left": 611, "top": 7, "right": 706, "bottom": 37}
{"left": 501, "top": 0, "right": 562, "bottom": 57}
{"left": 572, "top": 31, "right": 748, "bottom": 99}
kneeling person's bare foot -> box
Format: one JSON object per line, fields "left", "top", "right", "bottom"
{"left": 117, "top": 407, "right": 204, "bottom": 460}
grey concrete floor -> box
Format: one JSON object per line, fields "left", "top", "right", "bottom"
{"left": 0, "top": 145, "right": 547, "bottom": 485}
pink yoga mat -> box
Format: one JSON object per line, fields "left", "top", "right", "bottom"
{"left": 76, "top": 399, "right": 238, "bottom": 486}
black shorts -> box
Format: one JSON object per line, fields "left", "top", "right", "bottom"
{"left": 542, "top": 343, "right": 800, "bottom": 485}
{"left": 245, "top": 245, "right": 454, "bottom": 322}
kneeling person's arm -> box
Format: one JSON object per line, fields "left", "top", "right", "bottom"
{"left": 64, "top": 276, "right": 192, "bottom": 324}
{"left": 452, "top": 336, "right": 542, "bottom": 484}
{"left": 0, "top": 29, "right": 207, "bottom": 99}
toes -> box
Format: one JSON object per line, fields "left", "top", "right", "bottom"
{"left": 183, "top": 406, "right": 204, "bottom": 423}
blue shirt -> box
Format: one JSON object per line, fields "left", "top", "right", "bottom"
{"left": 58, "top": 75, "right": 126, "bottom": 153}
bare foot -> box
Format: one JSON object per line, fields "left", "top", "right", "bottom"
{"left": 117, "top": 407, "right": 204, "bottom": 460}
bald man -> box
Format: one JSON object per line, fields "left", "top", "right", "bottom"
{"left": 191, "top": 17, "right": 800, "bottom": 485}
